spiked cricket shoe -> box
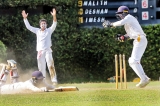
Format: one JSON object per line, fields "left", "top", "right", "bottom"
{"left": 51, "top": 77, "right": 58, "bottom": 86}
{"left": 136, "top": 78, "right": 150, "bottom": 88}
{"left": 53, "top": 82, "right": 58, "bottom": 86}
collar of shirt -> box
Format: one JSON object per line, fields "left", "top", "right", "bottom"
{"left": 40, "top": 28, "right": 47, "bottom": 32}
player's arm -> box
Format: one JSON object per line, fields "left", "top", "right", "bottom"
{"left": 41, "top": 80, "right": 54, "bottom": 90}
{"left": 21, "top": 10, "right": 38, "bottom": 34}
{"left": 50, "top": 8, "right": 57, "bottom": 33}
{"left": 102, "top": 20, "right": 125, "bottom": 28}
{"left": 102, "top": 16, "right": 129, "bottom": 28}
{"left": 25, "top": 80, "right": 47, "bottom": 92}
{"left": 112, "top": 21, "right": 123, "bottom": 27}
{"left": 51, "top": 8, "right": 57, "bottom": 22}
{"left": 113, "top": 16, "right": 130, "bottom": 27}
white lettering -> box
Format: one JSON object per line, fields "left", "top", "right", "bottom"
{"left": 85, "top": 9, "right": 108, "bottom": 14}
{"left": 89, "top": 18, "right": 93, "bottom": 22}
{"left": 83, "top": 0, "right": 108, "bottom": 6}
{"left": 83, "top": 1, "right": 88, "bottom": 6}
{"left": 104, "top": 9, "right": 108, "bottom": 14}
{"left": 97, "top": 17, "right": 101, "bottom": 22}
{"left": 100, "top": 9, "right": 104, "bottom": 14}
{"left": 93, "top": 17, "right": 96, "bottom": 22}
{"left": 88, "top": 1, "right": 92, "bottom": 6}
{"left": 101, "top": 0, "right": 103, "bottom": 5}
{"left": 93, "top": 1, "right": 95, "bottom": 6}
{"left": 89, "top": 9, "right": 92, "bottom": 14}
{"left": 85, "top": 17, "right": 88, "bottom": 22}
{"left": 85, "top": 17, "right": 106, "bottom": 23}
{"left": 96, "top": 9, "right": 100, "bottom": 14}
{"left": 97, "top": 1, "right": 99, "bottom": 5}
{"left": 104, "top": 1, "right": 107, "bottom": 5}
{"left": 101, "top": 17, "right": 105, "bottom": 22}
{"left": 92, "top": 9, "right": 96, "bottom": 14}
{"left": 85, "top": 9, "right": 88, "bottom": 14}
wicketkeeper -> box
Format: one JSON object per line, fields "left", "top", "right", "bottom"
{"left": 21, "top": 8, "right": 57, "bottom": 85}
{"left": 103, "top": 6, "right": 150, "bottom": 88}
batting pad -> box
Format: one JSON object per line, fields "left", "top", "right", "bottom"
{"left": 54, "top": 86, "right": 79, "bottom": 92}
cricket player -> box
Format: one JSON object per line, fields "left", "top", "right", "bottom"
{"left": 102, "top": 6, "right": 150, "bottom": 88}
{"left": 0, "top": 71, "right": 54, "bottom": 94}
{"left": 21, "top": 8, "right": 57, "bottom": 85}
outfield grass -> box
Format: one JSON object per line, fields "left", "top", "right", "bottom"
{"left": 0, "top": 81, "right": 160, "bottom": 106}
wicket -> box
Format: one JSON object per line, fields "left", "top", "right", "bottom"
{"left": 115, "top": 54, "right": 127, "bottom": 89}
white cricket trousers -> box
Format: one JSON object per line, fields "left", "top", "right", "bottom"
{"left": 128, "top": 35, "right": 148, "bottom": 81}
{"left": 37, "top": 48, "right": 57, "bottom": 82}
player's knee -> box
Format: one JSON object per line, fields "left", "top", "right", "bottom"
{"left": 48, "top": 65, "right": 54, "bottom": 70}
{"left": 47, "top": 60, "right": 54, "bottom": 67}
{"left": 128, "top": 57, "right": 139, "bottom": 66}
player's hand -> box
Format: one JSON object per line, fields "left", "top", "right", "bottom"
{"left": 116, "top": 34, "right": 129, "bottom": 42}
{"left": 117, "top": 34, "right": 125, "bottom": 42}
{"left": 41, "top": 87, "right": 49, "bottom": 92}
{"left": 116, "top": 34, "right": 125, "bottom": 42}
{"left": 102, "top": 20, "right": 113, "bottom": 28}
{"left": 21, "top": 10, "right": 28, "bottom": 19}
{"left": 46, "top": 85, "right": 55, "bottom": 90}
{"left": 50, "top": 8, "right": 56, "bottom": 17}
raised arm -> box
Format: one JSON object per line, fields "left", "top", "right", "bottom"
{"left": 22, "top": 10, "right": 38, "bottom": 34}
{"left": 49, "top": 8, "right": 57, "bottom": 33}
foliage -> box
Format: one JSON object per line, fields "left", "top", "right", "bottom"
{"left": 0, "top": 40, "right": 7, "bottom": 62}
{"left": 0, "top": 0, "right": 159, "bottom": 83}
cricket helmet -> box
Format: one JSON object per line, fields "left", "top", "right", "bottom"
{"left": 116, "top": 6, "right": 129, "bottom": 14}
{"left": 32, "top": 71, "right": 45, "bottom": 80}
{"left": 116, "top": 6, "right": 129, "bottom": 20}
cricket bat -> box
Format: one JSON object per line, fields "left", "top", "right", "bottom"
{"left": 54, "top": 86, "right": 79, "bottom": 92}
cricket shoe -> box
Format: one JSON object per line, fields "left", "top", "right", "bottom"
{"left": 52, "top": 79, "right": 58, "bottom": 86}
{"left": 53, "top": 82, "right": 58, "bottom": 86}
{"left": 136, "top": 78, "right": 150, "bottom": 88}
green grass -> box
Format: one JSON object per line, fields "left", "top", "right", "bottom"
{"left": 0, "top": 81, "right": 160, "bottom": 106}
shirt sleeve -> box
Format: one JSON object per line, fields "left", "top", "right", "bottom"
{"left": 49, "top": 21, "right": 57, "bottom": 33}
{"left": 41, "top": 80, "right": 54, "bottom": 90}
{"left": 23, "top": 19, "right": 39, "bottom": 34}
{"left": 25, "top": 80, "right": 43, "bottom": 92}
{"left": 112, "top": 16, "right": 130, "bottom": 27}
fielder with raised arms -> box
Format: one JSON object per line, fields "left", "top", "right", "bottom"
{"left": 103, "top": 6, "right": 150, "bottom": 88}
{"left": 21, "top": 8, "right": 57, "bottom": 85}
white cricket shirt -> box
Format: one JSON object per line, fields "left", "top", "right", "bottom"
{"left": 113, "top": 14, "right": 146, "bottom": 39}
{"left": 24, "top": 19, "right": 57, "bottom": 51}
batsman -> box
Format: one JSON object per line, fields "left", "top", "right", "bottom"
{"left": 21, "top": 8, "right": 57, "bottom": 85}
{"left": 103, "top": 6, "right": 150, "bottom": 88}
